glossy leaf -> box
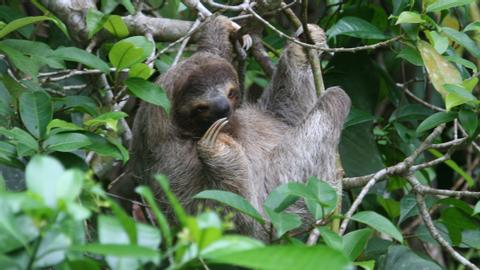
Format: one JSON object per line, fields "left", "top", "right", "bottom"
{"left": 125, "top": 78, "right": 170, "bottom": 112}
{"left": 128, "top": 63, "right": 154, "bottom": 79}
{"left": 416, "top": 111, "right": 457, "bottom": 134}
{"left": 108, "top": 41, "right": 144, "bottom": 69}
{"left": 19, "top": 91, "right": 52, "bottom": 139}
{"left": 327, "top": 16, "right": 387, "bottom": 40}
{"left": 343, "top": 228, "right": 373, "bottom": 260}
{"left": 43, "top": 133, "right": 92, "bottom": 152}
{"left": 207, "top": 245, "right": 351, "bottom": 270}
{"left": 396, "top": 11, "right": 424, "bottom": 24}
{"left": 426, "top": 0, "right": 474, "bottom": 12}
{"left": 417, "top": 40, "right": 463, "bottom": 98}
{"left": 442, "top": 27, "right": 480, "bottom": 58}
{"left": 318, "top": 227, "right": 343, "bottom": 251}
{"left": 0, "top": 16, "right": 52, "bottom": 38}
{"left": 265, "top": 207, "right": 301, "bottom": 237}
{"left": 444, "top": 83, "right": 478, "bottom": 110}
{"left": 54, "top": 47, "right": 110, "bottom": 73}
{"left": 86, "top": 8, "right": 107, "bottom": 39}
{"left": 194, "top": 190, "right": 264, "bottom": 224}
{"left": 458, "top": 109, "right": 478, "bottom": 137}
{"left": 103, "top": 15, "right": 129, "bottom": 38}
{"left": 351, "top": 211, "right": 403, "bottom": 243}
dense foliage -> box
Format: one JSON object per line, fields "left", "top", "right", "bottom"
{"left": 0, "top": 0, "right": 479, "bottom": 269}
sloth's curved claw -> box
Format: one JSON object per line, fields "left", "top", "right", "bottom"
{"left": 202, "top": 117, "right": 229, "bottom": 147}
{"left": 242, "top": 34, "right": 252, "bottom": 51}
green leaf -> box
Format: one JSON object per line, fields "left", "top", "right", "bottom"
{"left": 155, "top": 174, "right": 188, "bottom": 226}
{"left": 442, "top": 27, "right": 480, "bottom": 58}
{"left": 0, "top": 16, "right": 52, "bottom": 39}
{"left": 318, "top": 227, "right": 343, "bottom": 251}
{"left": 207, "top": 245, "right": 351, "bottom": 270}
{"left": 397, "top": 46, "right": 424, "bottom": 66}
{"left": 265, "top": 207, "right": 301, "bottom": 237}
{"left": 0, "top": 127, "right": 39, "bottom": 154}
{"left": 71, "top": 244, "right": 159, "bottom": 258}
{"left": 125, "top": 78, "right": 170, "bottom": 112}
{"left": 429, "top": 149, "right": 474, "bottom": 187}
{"left": 86, "top": 8, "right": 107, "bottom": 39}
{"left": 344, "top": 108, "right": 378, "bottom": 128}
{"left": 19, "top": 91, "right": 52, "bottom": 139}
{"left": 55, "top": 169, "right": 84, "bottom": 201}
{"left": 304, "top": 177, "right": 338, "bottom": 220}
{"left": 417, "top": 40, "right": 463, "bottom": 98}
{"left": 54, "top": 47, "right": 110, "bottom": 73}
{"left": 351, "top": 211, "right": 403, "bottom": 243}
{"left": 1, "top": 39, "right": 65, "bottom": 69}
{"left": 43, "top": 132, "right": 92, "bottom": 152}
{"left": 381, "top": 245, "right": 442, "bottom": 270}
{"left": 444, "top": 83, "right": 478, "bottom": 110}
{"left": 103, "top": 15, "right": 129, "bottom": 38}
{"left": 201, "top": 235, "right": 264, "bottom": 259}
{"left": 46, "top": 119, "right": 83, "bottom": 135}
{"left": 426, "top": 0, "right": 474, "bottom": 12}
{"left": 122, "top": 36, "right": 154, "bottom": 60}
{"left": 327, "top": 16, "right": 388, "bottom": 40}
{"left": 459, "top": 109, "right": 478, "bottom": 137}
{"left": 473, "top": 201, "right": 480, "bottom": 216}
{"left": 26, "top": 155, "right": 65, "bottom": 207}
{"left": 119, "top": 0, "right": 135, "bottom": 14}
{"left": 425, "top": 31, "right": 448, "bottom": 54}
{"left": 108, "top": 41, "right": 144, "bottom": 69}
{"left": 83, "top": 133, "right": 124, "bottom": 160}
{"left": 416, "top": 111, "right": 457, "bottom": 134}
{"left": 128, "top": 63, "right": 154, "bottom": 79}
{"left": 395, "top": 11, "right": 425, "bottom": 24}
{"left": 159, "top": 0, "right": 180, "bottom": 18}
{"left": 445, "top": 54, "right": 478, "bottom": 73}
{"left": 343, "top": 228, "right": 373, "bottom": 260}
{"left": 354, "top": 260, "right": 375, "bottom": 270}
{"left": 194, "top": 190, "right": 264, "bottom": 224}
{"left": 84, "top": 111, "right": 128, "bottom": 131}
{"left": 0, "top": 43, "right": 39, "bottom": 77}
{"left": 135, "top": 186, "right": 172, "bottom": 247}
{"left": 464, "top": 21, "right": 480, "bottom": 33}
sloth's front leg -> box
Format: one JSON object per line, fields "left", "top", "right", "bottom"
{"left": 197, "top": 118, "right": 251, "bottom": 195}
{"left": 196, "top": 118, "right": 264, "bottom": 237}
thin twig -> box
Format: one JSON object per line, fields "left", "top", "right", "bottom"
{"left": 415, "top": 192, "right": 479, "bottom": 270}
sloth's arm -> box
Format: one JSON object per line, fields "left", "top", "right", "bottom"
{"left": 258, "top": 25, "right": 327, "bottom": 126}
{"left": 196, "top": 119, "right": 251, "bottom": 198}
{"left": 265, "top": 87, "right": 351, "bottom": 192}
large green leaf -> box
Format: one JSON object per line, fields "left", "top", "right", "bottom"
{"left": 0, "top": 16, "right": 53, "bottom": 38}
{"left": 395, "top": 11, "right": 424, "bottom": 24}
{"left": 207, "top": 245, "right": 351, "bottom": 270}
{"left": 444, "top": 83, "right": 479, "bottom": 110}
{"left": 426, "top": 0, "right": 474, "bottom": 12}
{"left": 43, "top": 133, "right": 92, "bottom": 152}
{"left": 442, "top": 27, "right": 480, "bottom": 58}
{"left": 54, "top": 47, "right": 110, "bottom": 73}
{"left": 417, "top": 40, "right": 463, "bottom": 98}
{"left": 351, "top": 211, "right": 404, "bottom": 243}
{"left": 327, "top": 16, "right": 387, "bottom": 40}
{"left": 125, "top": 78, "right": 170, "bottom": 112}
{"left": 0, "top": 43, "right": 39, "bottom": 77}
{"left": 108, "top": 41, "right": 144, "bottom": 69}
{"left": 416, "top": 111, "right": 457, "bottom": 134}
{"left": 25, "top": 155, "right": 64, "bottom": 207}
{"left": 103, "top": 15, "right": 129, "bottom": 38}
{"left": 19, "top": 91, "right": 52, "bottom": 139}
{"left": 1, "top": 39, "right": 64, "bottom": 69}
{"left": 343, "top": 228, "right": 373, "bottom": 260}
{"left": 194, "top": 190, "right": 264, "bottom": 224}
{"left": 379, "top": 245, "right": 442, "bottom": 270}
{"left": 265, "top": 207, "right": 302, "bottom": 237}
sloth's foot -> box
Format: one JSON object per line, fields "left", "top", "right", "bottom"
{"left": 200, "top": 117, "right": 229, "bottom": 147}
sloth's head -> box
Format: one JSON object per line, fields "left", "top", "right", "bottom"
{"left": 172, "top": 60, "right": 240, "bottom": 138}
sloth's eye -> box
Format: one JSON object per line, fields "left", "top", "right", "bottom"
{"left": 228, "top": 89, "right": 237, "bottom": 98}
{"left": 194, "top": 105, "right": 208, "bottom": 114}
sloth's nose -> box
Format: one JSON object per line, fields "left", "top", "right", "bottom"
{"left": 210, "top": 98, "right": 230, "bottom": 119}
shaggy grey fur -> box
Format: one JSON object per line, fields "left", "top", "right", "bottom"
{"left": 110, "top": 17, "right": 351, "bottom": 239}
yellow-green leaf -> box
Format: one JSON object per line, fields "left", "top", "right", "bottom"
{"left": 417, "top": 40, "right": 462, "bottom": 101}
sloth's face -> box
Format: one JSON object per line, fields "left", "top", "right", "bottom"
{"left": 173, "top": 78, "right": 240, "bottom": 138}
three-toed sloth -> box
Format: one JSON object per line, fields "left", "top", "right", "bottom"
{"left": 111, "top": 16, "right": 351, "bottom": 239}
